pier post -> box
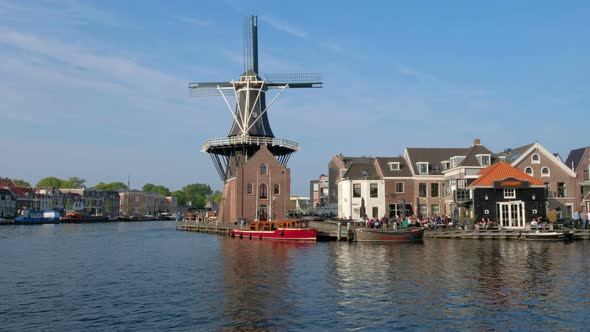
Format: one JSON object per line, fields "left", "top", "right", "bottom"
{"left": 337, "top": 222, "right": 342, "bottom": 241}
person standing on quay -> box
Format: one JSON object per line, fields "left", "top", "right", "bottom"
{"left": 573, "top": 210, "right": 580, "bottom": 229}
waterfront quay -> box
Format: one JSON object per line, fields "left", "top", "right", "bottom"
{"left": 176, "top": 220, "right": 590, "bottom": 241}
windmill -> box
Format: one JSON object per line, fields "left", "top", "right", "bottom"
{"left": 189, "top": 16, "right": 323, "bottom": 182}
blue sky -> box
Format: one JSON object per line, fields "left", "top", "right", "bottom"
{"left": 1, "top": 0, "right": 589, "bottom": 195}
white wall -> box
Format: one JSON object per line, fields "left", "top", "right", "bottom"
{"left": 338, "top": 179, "right": 385, "bottom": 220}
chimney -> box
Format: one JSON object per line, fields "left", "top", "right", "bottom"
{"left": 473, "top": 138, "right": 481, "bottom": 146}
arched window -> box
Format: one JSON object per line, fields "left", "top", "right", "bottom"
{"left": 541, "top": 166, "right": 550, "bottom": 177}
{"left": 524, "top": 167, "right": 533, "bottom": 176}
{"left": 274, "top": 184, "right": 280, "bottom": 195}
{"left": 531, "top": 153, "right": 540, "bottom": 164}
{"left": 260, "top": 164, "right": 267, "bottom": 175}
{"left": 259, "top": 184, "right": 267, "bottom": 199}
{"left": 247, "top": 183, "right": 253, "bottom": 195}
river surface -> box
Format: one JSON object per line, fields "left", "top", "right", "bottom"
{"left": 1, "top": 221, "right": 590, "bottom": 331}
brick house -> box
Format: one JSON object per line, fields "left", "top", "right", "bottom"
{"left": 564, "top": 146, "right": 590, "bottom": 213}
{"left": 498, "top": 143, "right": 577, "bottom": 219}
{"left": 219, "top": 145, "right": 290, "bottom": 223}
{"left": 0, "top": 188, "right": 17, "bottom": 218}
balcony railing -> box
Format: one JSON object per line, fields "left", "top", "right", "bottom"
{"left": 202, "top": 136, "right": 299, "bottom": 152}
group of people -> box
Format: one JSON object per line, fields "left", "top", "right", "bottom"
{"left": 573, "top": 210, "right": 590, "bottom": 229}
{"left": 359, "top": 215, "right": 453, "bottom": 230}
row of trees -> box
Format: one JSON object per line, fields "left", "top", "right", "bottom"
{"left": 12, "top": 177, "right": 221, "bottom": 209}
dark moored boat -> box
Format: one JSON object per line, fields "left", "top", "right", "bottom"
{"left": 354, "top": 227, "right": 424, "bottom": 242}
{"left": 61, "top": 213, "right": 109, "bottom": 223}
{"left": 519, "top": 230, "right": 574, "bottom": 241}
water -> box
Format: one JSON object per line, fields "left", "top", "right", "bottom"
{"left": 1, "top": 222, "right": 589, "bottom": 331}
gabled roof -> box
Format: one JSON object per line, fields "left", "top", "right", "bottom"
{"left": 458, "top": 145, "right": 494, "bottom": 167}
{"left": 565, "top": 147, "right": 587, "bottom": 172}
{"left": 406, "top": 147, "right": 469, "bottom": 175}
{"left": 0, "top": 178, "right": 16, "bottom": 189}
{"left": 343, "top": 161, "right": 379, "bottom": 180}
{"left": 502, "top": 142, "right": 577, "bottom": 178}
{"left": 375, "top": 157, "right": 413, "bottom": 177}
{"left": 494, "top": 144, "right": 533, "bottom": 163}
{"left": 11, "top": 187, "right": 34, "bottom": 198}
{"left": 469, "top": 162, "right": 544, "bottom": 187}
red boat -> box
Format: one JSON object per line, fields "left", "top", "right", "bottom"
{"left": 230, "top": 220, "right": 317, "bottom": 241}
{"left": 61, "top": 213, "right": 109, "bottom": 223}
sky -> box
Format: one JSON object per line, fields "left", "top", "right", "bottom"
{"left": 1, "top": 0, "right": 589, "bottom": 195}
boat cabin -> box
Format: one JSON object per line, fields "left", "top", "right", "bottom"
{"left": 249, "top": 220, "right": 309, "bottom": 231}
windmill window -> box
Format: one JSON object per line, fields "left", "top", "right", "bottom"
{"left": 247, "top": 183, "right": 253, "bottom": 195}
{"left": 525, "top": 167, "right": 533, "bottom": 176}
{"left": 532, "top": 153, "right": 540, "bottom": 164}
{"left": 259, "top": 184, "right": 268, "bottom": 199}
{"left": 541, "top": 167, "right": 550, "bottom": 177}
{"left": 274, "top": 184, "right": 280, "bottom": 195}
{"left": 260, "top": 164, "right": 267, "bottom": 175}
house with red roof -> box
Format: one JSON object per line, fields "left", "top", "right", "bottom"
{"left": 469, "top": 162, "right": 546, "bottom": 230}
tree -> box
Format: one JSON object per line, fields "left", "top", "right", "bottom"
{"left": 62, "top": 177, "right": 86, "bottom": 189}
{"left": 12, "top": 179, "right": 31, "bottom": 187}
{"left": 142, "top": 183, "right": 171, "bottom": 196}
{"left": 208, "top": 190, "right": 223, "bottom": 204}
{"left": 36, "top": 177, "right": 64, "bottom": 188}
{"left": 93, "top": 182, "right": 128, "bottom": 192}
{"left": 182, "top": 183, "right": 212, "bottom": 209}
{"left": 172, "top": 190, "right": 187, "bottom": 206}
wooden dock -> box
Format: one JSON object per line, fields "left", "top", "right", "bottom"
{"left": 176, "top": 221, "right": 232, "bottom": 235}
{"left": 425, "top": 228, "right": 590, "bottom": 240}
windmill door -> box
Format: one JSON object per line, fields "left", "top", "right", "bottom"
{"left": 259, "top": 205, "right": 268, "bottom": 221}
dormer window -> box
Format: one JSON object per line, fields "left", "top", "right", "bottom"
{"left": 417, "top": 162, "right": 429, "bottom": 175}
{"left": 388, "top": 162, "right": 400, "bottom": 171}
{"left": 441, "top": 161, "right": 450, "bottom": 170}
{"left": 450, "top": 156, "right": 465, "bottom": 168}
{"left": 531, "top": 153, "right": 540, "bottom": 164}
{"left": 476, "top": 154, "right": 491, "bottom": 166}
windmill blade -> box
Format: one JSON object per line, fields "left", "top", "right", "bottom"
{"left": 243, "top": 16, "right": 258, "bottom": 73}
{"left": 264, "top": 73, "right": 323, "bottom": 88}
{"left": 188, "top": 82, "right": 233, "bottom": 97}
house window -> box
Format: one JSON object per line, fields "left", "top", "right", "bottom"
{"left": 450, "top": 156, "right": 465, "bottom": 168}
{"left": 260, "top": 164, "right": 267, "bottom": 175}
{"left": 274, "top": 184, "right": 280, "bottom": 195}
{"left": 395, "top": 182, "right": 404, "bottom": 193}
{"left": 541, "top": 167, "right": 550, "bottom": 177}
{"left": 388, "top": 162, "right": 400, "bottom": 171}
{"left": 431, "top": 183, "right": 439, "bottom": 198}
{"left": 353, "top": 183, "right": 361, "bottom": 198}
{"left": 419, "top": 183, "right": 427, "bottom": 197}
{"left": 247, "top": 183, "right": 253, "bottom": 195}
{"left": 370, "top": 183, "right": 378, "bottom": 198}
{"left": 525, "top": 167, "right": 533, "bottom": 176}
{"left": 431, "top": 204, "right": 440, "bottom": 216}
{"left": 417, "top": 162, "right": 429, "bottom": 175}
{"left": 477, "top": 154, "right": 491, "bottom": 166}
{"left": 419, "top": 204, "right": 428, "bottom": 217}
{"left": 532, "top": 153, "right": 540, "bottom": 164}
{"left": 372, "top": 207, "right": 379, "bottom": 218}
{"left": 557, "top": 182, "right": 566, "bottom": 197}
{"left": 457, "top": 179, "right": 466, "bottom": 189}
{"left": 441, "top": 161, "right": 450, "bottom": 170}
{"left": 259, "top": 184, "right": 267, "bottom": 199}
{"left": 584, "top": 165, "right": 590, "bottom": 181}
{"left": 504, "top": 188, "right": 516, "bottom": 199}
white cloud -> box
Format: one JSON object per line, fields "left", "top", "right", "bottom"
{"left": 260, "top": 15, "right": 308, "bottom": 39}
{"left": 175, "top": 16, "right": 209, "bottom": 27}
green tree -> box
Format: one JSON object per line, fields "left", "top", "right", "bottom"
{"left": 36, "top": 177, "right": 64, "bottom": 188}
{"left": 93, "top": 182, "right": 128, "bottom": 192}
{"left": 142, "top": 183, "right": 171, "bottom": 196}
{"left": 183, "top": 183, "right": 212, "bottom": 209}
{"left": 62, "top": 177, "right": 86, "bottom": 189}
{"left": 12, "top": 179, "right": 31, "bottom": 187}
{"left": 172, "top": 190, "right": 187, "bottom": 206}
{"left": 208, "top": 190, "right": 223, "bottom": 204}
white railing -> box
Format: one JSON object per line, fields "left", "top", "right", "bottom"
{"left": 202, "top": 136, "right": 299, "bottom": 152}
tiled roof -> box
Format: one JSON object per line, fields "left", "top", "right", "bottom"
{"left": 565, "top": 147, "right": 586, "bottom": 172}
{"left": 406, "top": 147, "right": 469, "bottom": 175}
{"left": 0, "top": 178, "right": 16, "bottom": 188}
{"left": 469, "top": 162, "right": 544, "bottom": 187}
{"left": 494, "top": 144, "right": 533, "bottom": 163}
{"left": 11, "top": 187, "right": 34, "bottom": 198}
{"left": 343, "top": 161, "right": 379, "bottom": 180}
{"left": 459, "top": 145, "right": 495, "bottom": 167}
{"left": 376, "top": 157, "right": 413, "bottom": 177}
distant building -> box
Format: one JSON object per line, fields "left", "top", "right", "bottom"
{"left": 59, "top": 189, "right": 120, "bottom": 217}
{"left": 0, "top": 188, "right": 17, "bottom": 218}
{"left": 564, "top": 146, "right": 590, "bottom": 213}
{"left": 290, "top": 196, "right": 309, "bottom": 214}
{"left": 119, "top": 191, "right": 176, "bottom": 216}
{"left": 309, "top": 174, "right": 328, "bottom": 209}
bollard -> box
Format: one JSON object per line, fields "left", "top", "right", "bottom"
{"left": 337, "top": 222, "right": 342, "bottom": 241}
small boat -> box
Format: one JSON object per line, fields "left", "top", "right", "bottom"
{"left": 61, "top": 213, "right": 109, "bottom": 223}
{"left": 230, "top": 219, "right": 317, "bottom": 241}
{"left": 14, "top": 210, "right": 60, "bottom": 224}
{"left": 519, "top": 230, "right": 575, "bottom": 241}
{"left": 354, "top": 227, "right": 425, "bottom": 242}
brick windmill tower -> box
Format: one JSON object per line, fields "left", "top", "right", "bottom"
{"left": 189, "top": 16, "right": 322, "bottom": 223}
